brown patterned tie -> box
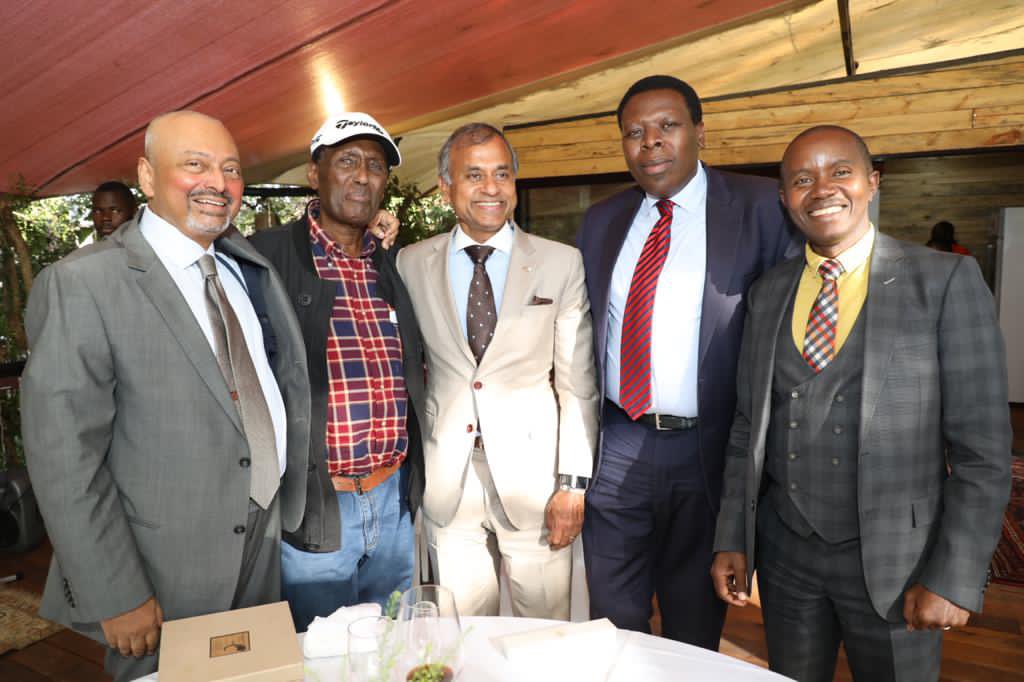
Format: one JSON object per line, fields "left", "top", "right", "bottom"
{"left": 464, "top": 245, "right": 496, "bottom": 364}
{"left": 198, "top": 255, "right": 279, "bottom": 509}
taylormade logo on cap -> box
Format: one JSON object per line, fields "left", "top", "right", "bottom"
{"left": 310, "top": 112, "right": 401, "bottom": 167}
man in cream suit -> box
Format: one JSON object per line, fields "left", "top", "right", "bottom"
{"left": 21, "top": 111, "right": 310, "bottom": 681}
{"left": 397, "top": 123, "right": 599, "bottom": 619}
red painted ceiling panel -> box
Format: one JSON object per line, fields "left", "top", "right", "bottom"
{"left": 0, "top": 0, "right": 793, "bottom": 195}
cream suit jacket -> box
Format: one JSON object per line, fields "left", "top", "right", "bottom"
{"left": 397, "top": 225, "right": 599, "bottom": 529}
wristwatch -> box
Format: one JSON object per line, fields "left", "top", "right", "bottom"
{"left": 558, "top": 474, "right": 590, "bottom": 493}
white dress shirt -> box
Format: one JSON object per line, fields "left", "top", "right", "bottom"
{"left": 139, "top": 208, "right": 288, "bottom": 475}
{"left": 449, "top": 222, "right": 515, "bottom": 340}
{"left": 606, "top": 164, "right": 708, "bottom": 417}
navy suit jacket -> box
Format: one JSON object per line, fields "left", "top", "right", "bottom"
{"left": 576, "top": 164, "right": 799, "bottom": 510}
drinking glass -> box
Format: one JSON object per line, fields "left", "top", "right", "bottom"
{"left": 347, "top": 615, "right": 397, "bottom": 682}
{"left": 396, "top": 585, "right": 463, "bottom": 681}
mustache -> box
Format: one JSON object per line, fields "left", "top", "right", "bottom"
{"left": 188, "top": 187, "right": 234, "bottom": 206}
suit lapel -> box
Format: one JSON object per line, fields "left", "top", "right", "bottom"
{"left": 750, "top": 260, "right": 802, "bottom": 477}
{"left": 122, "top": 220, "right": 244, "bottom": 434}
{"left": 699, "top": 168, "right": 745, "bottom": 368}
{"left": 593, "top": 189, "right": 643, "bottom": 368}
{"left": 483, "top": 226, "right": 537, "bottom": 369}
{"left": 859, "top": 233, "right": 904, "bottom": 445}
{"left": 431, "top": 229, "right": 476, "bottom": 366}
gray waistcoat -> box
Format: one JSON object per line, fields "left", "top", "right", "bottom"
{"left": 764, "top": 295, "right": 865, "bottom": 544}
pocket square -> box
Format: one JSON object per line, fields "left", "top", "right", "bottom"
{"left": 529, "top": 296, "right": 553, "bottom": 306}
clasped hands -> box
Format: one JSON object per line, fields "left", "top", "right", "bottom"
{"left": 711, "top": 552, "right": 971, "bottom": 631}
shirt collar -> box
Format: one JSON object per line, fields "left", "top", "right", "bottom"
{"left": 804, "top": 223, "right": 876, "bottom": 277}
{"left": 451, "top": 220, "right": 515, "bottom": 255}
{"left": 641, "top": 162, "right": 707, "bottom": 216}
{"left": 306, "top": 199, "right": 376, "bottom": 259}
{"left": 138, "top": 205, "right": 216, "bottom": 269}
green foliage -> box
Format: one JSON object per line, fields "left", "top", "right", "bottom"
{"left": 384, "top": 175, "right": 455, "bottom": 246}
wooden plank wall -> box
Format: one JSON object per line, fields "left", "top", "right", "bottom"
{"left": 507, "top": 54, "right": 1024, "bottom": 179}
{"left": 878, "top": 152, "right": 1024, "bottom": 282}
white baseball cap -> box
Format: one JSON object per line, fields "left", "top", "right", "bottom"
{"left": 309, "top": 112, "right": 401, "bottom": 167}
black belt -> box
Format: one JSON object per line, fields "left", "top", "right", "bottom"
{"left": 637, "top": 413, "right": 698, "bottom": 431}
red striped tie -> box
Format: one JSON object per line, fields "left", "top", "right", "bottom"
{"left": 620, "top": 199, "right": 673, "bottom": 420}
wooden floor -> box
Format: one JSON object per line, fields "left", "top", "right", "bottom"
{"left": 3, "top": 541, "right": 1023, "bottom": 681}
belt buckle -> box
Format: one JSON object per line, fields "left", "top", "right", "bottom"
{"left": 654, "top": 413, "right": 669, "bottom": 431}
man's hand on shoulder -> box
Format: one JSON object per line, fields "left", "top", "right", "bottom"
{"left": 101, "top": 596, "right": 163, "bottom": 658}
{"left": 369, "top": 209, "right": 400, "bottom": 249}
{"left": 711, "top": 551, "right": 750, "bottom": 607}
{"left": 903, "top": 584, "right": 970, "bottom": 631}
{"left": 545, "top": 490, "right": 584, "bottom": 550}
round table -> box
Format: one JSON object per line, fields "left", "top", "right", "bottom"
{"left": 302, "top": 616, "right": 789, "bottom": 681}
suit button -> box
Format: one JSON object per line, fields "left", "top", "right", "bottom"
{"left": 466, "top": 424, "right": 474, "bottom": 433}
{"left": 791, "top": 390, "right": 800, "bottom": 399}
{"left": 298, "top": 293, "right": 313, "bottom": 306}
{"left": 835, "top": 394, "right": 845, "bottom": 403}
{"left": 308, "top": 462, "right": 317, "bottom": 472}
{"left": 789, "top": 421, "right": 799, "bottom": 429}
{"left": 833, "top": 425, "right": 844, "bottom": 435}
{"left": 473, "top": 381, "right": 483, "bottom": 390}
{"left": 832, "top": 458, "right": 840, "bottom": 466}
{"left": 239, "top": 458, "right": 251, "bottom": 468}
{"left": 789, "top": 482, "right": 798, "bottom": 491}
{"left": 788, "top": 452, "right": 798, "bottom": 461}
{"left": 234, "top": 525, "right": 246, "bottom": 534}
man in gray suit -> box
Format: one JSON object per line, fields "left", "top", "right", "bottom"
{"left": 21, "top": 111, "right": 310, "bottom": 681}
{"left": 711, "top": 125, "right": 1011, "bottom": 681}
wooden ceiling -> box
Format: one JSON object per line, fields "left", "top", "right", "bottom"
{"left": 2, "top": 0, "right": 1022, "bottom": 197}
{"left": 0, "top": 0, "right": 794, "bottom": 196}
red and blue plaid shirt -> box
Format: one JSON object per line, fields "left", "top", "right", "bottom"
{"left": 307, "top": 200, "right": 408, "bottom": 477}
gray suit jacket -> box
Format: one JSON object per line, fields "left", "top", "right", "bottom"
{"left": 714, "top": 232, "right": 1012, "bottom": 619}
{"left": 21, "top": 214, "right": 310, "bottom": 637}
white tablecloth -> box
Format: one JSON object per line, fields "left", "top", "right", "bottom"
{"left": 301, "top": 616, "right": 788, "bottom": 682}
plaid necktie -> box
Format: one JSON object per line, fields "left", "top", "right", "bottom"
{"left": 198, "top": 255, "right": 279, "bottom": 509}
{"left": 464, "top": 245, "right": 497, "bottom": 364}
{"left": 802, "top": 258, "right": 845, "bottom": 373}
{"left": 619, "top": 199, "right": 673, "bottom": 419}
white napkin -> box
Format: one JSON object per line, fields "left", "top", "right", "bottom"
{"left": 492, "top": 618, "right": 618, "bottom": 681}
{"left": 302, "top": 602, "right": 382, "bottom": 659}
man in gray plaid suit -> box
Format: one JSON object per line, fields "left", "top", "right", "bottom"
{"left": 711, "top": 125, "right": 1012, "bottom": 681}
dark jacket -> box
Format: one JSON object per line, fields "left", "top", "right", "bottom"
{"left": 249, "top": 216, "right": 425, "bottom": 552}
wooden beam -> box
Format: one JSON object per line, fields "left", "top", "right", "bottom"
{"left": 837, "top": 0, "right": 856, "bottom": 77}
{"left": 509, "top": 54, "right": 1024, "bottom": 179}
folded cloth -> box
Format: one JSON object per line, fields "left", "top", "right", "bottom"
{"left": 492, "top": 618, "right": 618, "bottom": 681}
{"left": 302, "top": 602, "right": 382, "bottom": 659}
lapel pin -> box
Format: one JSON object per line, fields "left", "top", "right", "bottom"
{"left": 883, "top": 277, "right": 896, "bottom": 285}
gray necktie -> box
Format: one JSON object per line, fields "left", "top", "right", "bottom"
{"left": 198, "top": 255, "right": 278, "bottom": 509}
{"left": 464, "top": 245, "right": 496, "bottom": 364}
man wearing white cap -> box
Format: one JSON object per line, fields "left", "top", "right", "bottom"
{"left": 249, "top": 113, "right": 425, "bottom": 630}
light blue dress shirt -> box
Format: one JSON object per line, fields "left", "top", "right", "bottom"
{"left": 605, "top": 163, "right": 708, "bottom": 417}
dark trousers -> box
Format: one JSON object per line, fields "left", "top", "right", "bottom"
{"left": 583, "top": 401, "right": 726, "bottom": 649}
{"left": 757, "top": 496, "right": 942, "bottom": 682}
{"left": 105, "top": 495, "right": 281, "bottom": 682}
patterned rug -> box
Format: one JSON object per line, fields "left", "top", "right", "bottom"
{"left": 991, "top": 457, "right": 1024, "bottom": 586}
{"left": 0, "top": 584, "right": 63, "bottom": 654}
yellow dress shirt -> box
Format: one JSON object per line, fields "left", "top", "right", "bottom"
{"left": 791, "top": 226, "right": 876, "bottom": 354}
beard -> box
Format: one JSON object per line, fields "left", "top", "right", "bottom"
{"left": 186, "top": 188, "right": 235, "bottom": 238}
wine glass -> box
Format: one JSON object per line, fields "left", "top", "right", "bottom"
{"left": 397, "top": 585, "right": 463, "bottom": 681}
{"left": 347, "top": 615, "right": 397, "bottom": 682}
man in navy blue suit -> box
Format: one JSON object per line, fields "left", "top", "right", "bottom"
{"left": 577, "top": 75, "right": 799, "bottom": 649}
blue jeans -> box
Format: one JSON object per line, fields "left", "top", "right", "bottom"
{"left": 281, "top": 469, "right": 414, "bottom": 631}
